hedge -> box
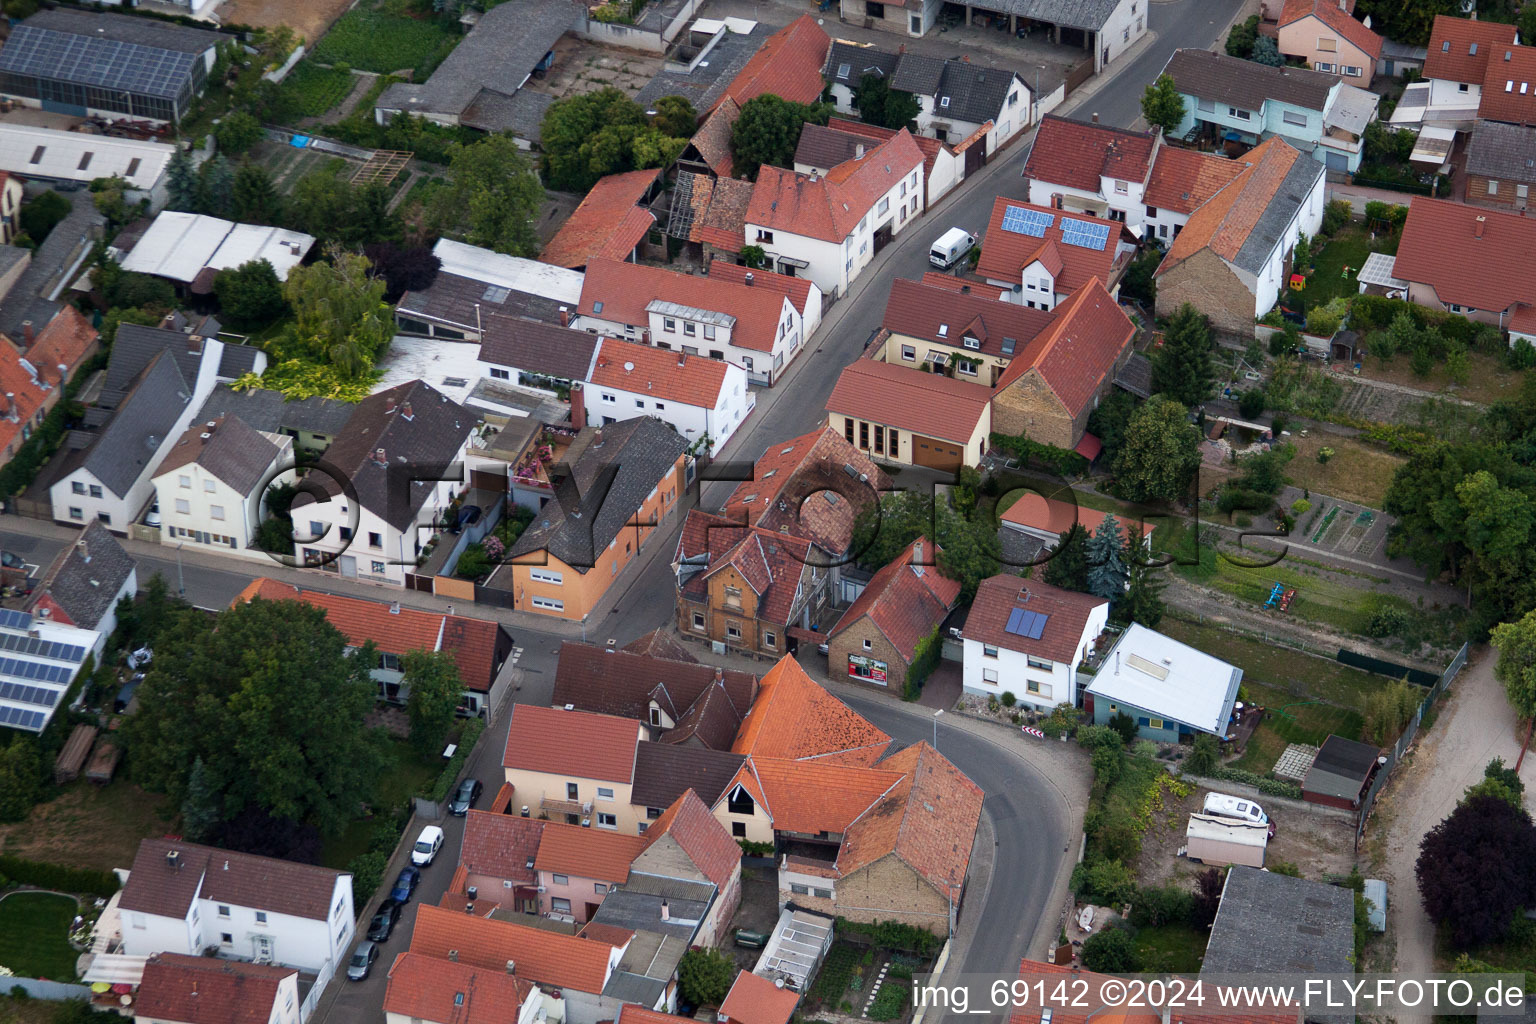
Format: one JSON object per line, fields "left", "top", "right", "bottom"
{"left": 1185, "top": 766, "right": 1303, "bottom": 799}
{"left": 988, "top": 432, "right": 1088, "bottom": 477}
{"left": 834, "top": 917, "right": 942, "bottom": 956}
{"left": 0, "top": 855, "right": 119, "bottom": 897}
{"left": 423, "top": 717, "right": 485, "bottom": 802}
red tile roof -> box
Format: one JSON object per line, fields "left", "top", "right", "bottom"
{"left": 0, "top": 341, "right": 51, "bottom": 459}
{"left": 716, "top": 14, "right": 831, "bottom": 111}
{"left": 540, "top": 169, "right": 659, "bottom": 269}
{"left": 708, "top": 261, "right": 817, "bottom": 313}
{"left": 826, "top": 116, "right": 950, "bottom": 192}
{"left": 720, "top": 425, "right": 890, "bottom": 555}
{"left": 1393, "top": 197, "right": 1536, "bottom": 312}
{"left": 686, "top": 174, "right": 755, "bottom": 251}
{"left": 1156, "top": 137, "right": 1304, "bottom": 276}
{"left": 976, "top": 198, "right": 1117, "bottom": 294}
{"left": 692, "top": 522, "right": 816, "bottom": 625}
{"left": 460, "top": 810, "right": 545, "bottom": 883}
{"left": 1279, "top": 0, "right": 1382, "bottom": 60}
{"left": 1424, "top": 14, "right": 1517, "bottom": 84}
{"left": 999, "top": 493, "right": 1158, "bottom": 541}
{"left": 882, "top": 277, "right": 1054, "bottom": 359}
{"left": 838, "top": 741, "right": 983, "bottom": 899}
{"left": 917, "top": 272, "right": 1008, "bottom": 300}
{"left": 233, "top": 579, "right": 506, "bottom": 690}
{"left": 384, "top": 952, "right": 533, "bottom": 1024}
{"left": 746, "top": 130, "right": 925, "bottom": 242}
{"left": 501, "top": 703, "right": 644, "bottom": 782}
{"left": 1477, "top": 44, "right": 1536, "bottom": 124}
{"left": 640, "top": 789, "right": 741, "bottom": 890}
{"left": 28, "top": 305, "right": 98, "bottom": 382}
{"left": 829, "top": 536, "right": 960, "bottom": 662}
{"left": 1144, "top": 145, "right": 1246, "bottom": 215}
{"left": 749, "top": 756, "right": 905, "bottom": 834}
{"left": 590, "top": 337, "right": 731, "bottom": 408}
{"left": 995, "top": 279, "right": 1136, "bottom": 419}
{"left": 579, "top": 258, "right": 792, "bottom": 353}
{"left": 617, "top": 1008, "right": 701, "bottom": 1024}
{"left": 732, "top": 655, "right": 891, "bottom": 764}
{"left": 825, "top": 359, "right": 993, "bottom": 445}
{"left": 535, "top": 820, "right": 647, "bottom": 883}
{"left": 721, "top": 969, "right": 801, "bottom": 1024}
{"left": 691, "top": 97, "right": 740, "bottom": 177}
{"left": 409, "top": 904, "right": 616, "bottom": 994}
{"left": 1023, "top": 115, "right": 1157, "bottom": 194}
{"left": 961, "top": 575, "right": 1106, "bottom": 663}
{"left": 136, "top": 953, "right": 295, "bottom": 1024}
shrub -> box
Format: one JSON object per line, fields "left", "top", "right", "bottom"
{"left": 1108, "top": 711, "right": 1138, "bottom": 745}
{"left": 1317, "top": 446, "right": 1335, "bottom": 463}
{"left": 869, "top": 984, "right": 909, "bottom": 1022}
{"left": 678, "top": 947, "right": 737, "bottom": 1007}
{"left": 1081, "top": 926, "right": 1142, "bottom": 972}
{"left": 1321, "top": 199, "right": 1353, "bottom": 236}
{"left": 0, "top": 855, "right": 118, "bottom": 897}
{"left": 454, "top": 543, "right": 491, "bottom": 580}
{"left": 1071, "top": 858, "right": 1139, "bottom": 906}
{"left": 1184, "top": 734, "right": 1219, "bottom": 775}
{"left": 1366, "top": 603, "right": 1410, "bottom": 638}
{"left": 1268, "top": 859, "right": 1301, "bottom": 877}
{"left": 1091, "top": 744, "right": 1125, "bottom": 784}
{"left": 424, "top": 717, "right": 485, "bottom": 802}
{"left": 1132, "top": 885, "right": 1195, "bottom": 927}
{"left": 1509, "top": 338, "right": 1536, "bottom": 370}
{"left": 1238, "top": 388, "right": 1267, "bottom": 419}
{"left": 347, "top": 850, "right": 388, "bottom": 900}
{"left": 1077, "top": 724, "right": 1125, "bottom": 752}
{"left": 1000, "top": 690, "right": 1017, "bottom": 708}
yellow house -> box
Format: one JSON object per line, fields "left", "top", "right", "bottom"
{"left": 876, "top": 276, "right": 1056, "bottom": 387}
{"left": 824, "top": 359, "right": 993, "bottom": 474}
{"left": 501, "top": 704, "right": 644, "bottom": 833}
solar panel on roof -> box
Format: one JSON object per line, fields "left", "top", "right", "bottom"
{"left": 0, "top": 704, "right": 45, "bottom": 730}
{"left": 1000, "top": 206, "right": 1053, "bottom": 238}
{"left": 0, "top": 24, "right": 199, "bottom": 99}
{"left": 1060, "top": 217, "right": 1111, "bottom": 251}
{"left": 1004, "top": 608, "right": 1051, "bottom": 639}
{"left": 0, "top": 608, "right": 32, "bottom": 631}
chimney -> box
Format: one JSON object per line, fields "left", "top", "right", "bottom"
{"left": 521, "top": 805, "right": 530, "bottom": 817}
{"left": 21, "top": 321, "right": 32, "bottom": 346}
{"left": 855, "top": 143, "right": 865, "bottom": 159}
{"left": 913, "top": 539, "right": 923, "bottom": 564}
{"left": 448, "top": 950, "right": 459, "bottom": 963}
{"left": 744, "top": 272, "right": 754, "bottom": 286}
{"left": 465, "top": 902, "right": 475, "bottom": 914}
{"left": 389, "top": 601, "right": 401, "bottom": 615}
{"left": 1091, "top": 112, "right": 1099, "bottom": 123}
{"left": 678, "top": 354, "right": 686, "bottom": 368}
{"left": 77, "top": 538, "right": 90, "bottom": 563}
{"left": 386, "top": 397, "right": 397, "bottom": 415}
{"left": 505, "top": 960, "right": 516, "bottom": 975}
{"left": 401, "top": 402, "right": 414, "bottom": 421}
{"left": 660, "top": 900, "right": 670, "bottom": 921}
{"left": 373, "top": 447, "right": 387, "bottom": 467}
{"left": 808, "top": 170, "right": 818, "bottom": 183}
{"left": 1475, "top": 215, "right": 1487, "bottom": 238}
{"left": 714, "top": 667, "right": 723, "bottom": 683}
{"left": 166, "top": 850, "right": 180, "bottom": 869}
{"left": 559, "top": 306, "right": 570, "bottom": 327}
{"left": 570, "top": 381, "right": 587, "bottom": 430}
{"left": 960, "top": 285, "right": 970, "bottom": 294}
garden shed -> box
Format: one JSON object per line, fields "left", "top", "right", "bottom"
{"left": 1301, "top": 733, "right": 1380, "bottom": 810}
{"left": 54, "top": 722, "right": 98, "bottom": 784}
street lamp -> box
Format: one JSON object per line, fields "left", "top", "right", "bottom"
{"left": 932, "top": 708, "right": 943, "bottom": 750}
{"left": 175, "top": 543, "right": 185, "bottom": 598}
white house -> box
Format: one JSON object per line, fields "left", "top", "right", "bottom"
{"left": 1023, "top": 115, "right": 1159, "bottom": 231}
{"left": 29, "top": 520, "right": 137, "bottom": 646}
{"left": 959, "top": 575, "right": 1108, "bottom": 710}
{"left": 795, "top": 117, "right": 965, "bottom": 211}
{"left": 1084, "top": 623, "right": 1243, "bottom": 743}
{"left": 135, "top": 954, "right": 304, "bottom": 1024}
{"left": 584, "top": 337, "right": 751, "bottom": 456}
{"left": 889, "top": 55, "right": 1031, "bottom": 157}
{"left": 151, "top": 415, "right": 294, "bottom": 559}
{"left": 744, "top": 129, "right": 926, "bottom": 298}
{"left": 0, "top": 605, "right": 98, "bottom": 733}
{"left": 289, "top": 380, "right": 472, "bottom": 586}
{"left": 117, "top": 839, "right": 354, "bottom": 976}
{"left": 574, "top": 258, "right": 806, "bottom": 387}
{"left": 975, "top": 198, "right": 1122, "bottom": 311}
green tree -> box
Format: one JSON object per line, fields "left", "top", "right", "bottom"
{"left": 0, "top": 735, "right": 41, "bottom": 823}
{"left": 1185, "top": 733, "right": 1219, "bottom": 775}
{"left": 1115, "top": 527, "right": 1165, "bottom": 628}
{"left": 180, "top": 756, "right": 223, "bottom": 842}
{"left": 1086, "top": 390, "right": 1139, "bottom": 465}
{"left": 1140, "top": 73, "right": 1185, "bottom": 136}
{"left": 90, "top": 176, "right": 139, "bottom": 227}
{"left": 1113, "top": 396, "right": 1200, "bottom": 504}
{"left": 123, "top": 597, "right": 387, "bottom": 833}
{"left": 1354, "top": 0, "right": 1460, "bottom": 46}
{"left": 427, "top": 136, "right": 543, "bottom": 257}
{"left": 166, "top": 148, "right": 199, "bottom": 212}
{"left": 1490, "top": 608, "right": 1536, "bottom": 718}
{"left": 233, "top": 161, "right": 282, "bottom": 225}
{"left": 853, "top": 72, "right": 920, "bottom": 130}
{"left": 1081, "top": 926, "right": 1141, "bottom": 972}
{"left": 1043, "top": 522, "right": 1091, "bottom": 593}
{"left": 738, "top": 245, "right": 766, "bottom": 269}
{"left": 1417, "top": 794, "right": 1536, "bottom": 948}
{"left": 731, "top": 94, "right": 832, "bottom": 177}
{"left": 276, "top": 247, "right": 393, "bottom": 378}
{"left": 677, "top": 947, "right": 736, "bottom": 1007}
{"left": 213, "top": 259, "right": 288, "bottom": 329}
{"left": 19, "top": 190, "right": 71, "bottom": 243}
{"left": 1463, "top": 756, "right": 1526, "bottom": 809}
{"left": 1118, "top": 245, "right": 1161, "bottom": 307}
{"left": 1250, "top": 34, "right": 1283, "bottom": 66}
{"left": 1522, "top": 4, "right": 1536, "bottom": 47}
{"left": 539, "top": 88, "right": 687, "bottom": 193}
{"left": 1226, "top": 13, "right": 1259, "bottom": 56}
{"left": 1152, "top": 304, "right": 1215, "bottom": 406}
{"left": 649, "top": 95, "right": 699, "bottom": 138}
{"left": 1085, "top": 512, "right": 1127, "bottom": 601}
{"left": 215, "top": 111, "right": 265, "bottom": 157}
{"left": 403, "top": 649, "right": 464, "bottom": 756}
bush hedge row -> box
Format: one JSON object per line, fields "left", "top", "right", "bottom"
{"left": 0, "top": 854, "right": 119, "bottom": 897}
{"left": 423, "top": 717, "right": 485, "bottom": 803}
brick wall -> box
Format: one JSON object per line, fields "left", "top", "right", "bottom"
{"left": 789, "top": 855, "right": 951, "bottom": 935}
{"left": 991, "top": 369, "right": 1081, "bottom": 448}
{"left": 1464, "top": 175, "right": 1523, "bottom": 210}
{"left": 1155, "top": 249, "right": 1256, "bottom": 338}
{"left": 828, "top": 616, "right": 909, "bottom": 694}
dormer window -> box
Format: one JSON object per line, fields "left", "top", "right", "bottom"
{"left": 963, "top": 336, "right": 980, "bottom": 350}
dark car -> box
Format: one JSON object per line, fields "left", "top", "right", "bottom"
{"left": 448, "top": 778, "right": 482, "bottom": 816}
{"left": 366, "top": 899, "right": 402, "bottom": 942}
{"left": 0, "top": 550, "right": 24, "bottom": 570}
{"left": 346, "top": 940, "right": 378, "bottom": 981}
{"left": 389, "top": 866, "right": 420, "bottom": 903}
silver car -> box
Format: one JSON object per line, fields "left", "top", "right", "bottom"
{"left": 346, "top": 940, "right": 378, "bottom": 981}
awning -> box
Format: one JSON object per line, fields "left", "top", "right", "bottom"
{"left": 1074, "top": 433, "right": 1103, "bottom": 462}
{"left": 1357, "top": 252, "right": 1406, "bottom": 290}
{"left": 1409, "top": 125, "right": 1456, "bottom": 166}
{"left": 774, "top": 255, "right": 810, "bottom": 269}
{"left": 82, "top": 955, "right": 147, "bottom": 986}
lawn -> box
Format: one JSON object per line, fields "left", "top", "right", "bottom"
{"left": 1281, "top": 225, "right": 1397, "bottom": 314}
{"left": 310, "top": 0, "right": 460, "bottom": 76}
{"left": 1283, "top": 434, "right": 1405, "bottom": 510}
{"left": 276, "top": 60, "right": 356, "bottom": 119}
{"left": 1133, "top": 922, "right": 1207, "bottom": 973}
{"left": 1361, "top": 348, "right": 1521, "bottom": 406}
{"left": 320, "top": 736, "right": 439, "bottom": 870}
{"left": 0, "top": 890, "right": 80, "bottom": 980}
{"left": 0, "top": 782, "right": 168, "bottom": 874}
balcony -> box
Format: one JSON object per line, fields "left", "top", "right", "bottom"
{"left": 510, "top": 428, "right": 576, "bottom": 493}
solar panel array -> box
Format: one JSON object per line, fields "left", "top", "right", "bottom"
{"left": 1000, "top": 206, "right": 1054, "bottom": 238}
{"left": 0, "top": 24, "right": 198, "bottom": 99}
{"left": 1060, "top": 217, "right": 1111, "bottom": 251}
{"left": 1005, "top": 607, "right": 1050, "bottom": 639}
{"left": 0, "top": 655, "right": 74, "bottom": 685}
{"left": 0, "top": 608, "right": 32, "bottom": 631}
{"left": 0, "top": 680, "right": 61, "bottom": 708}
{"left": 0, "top": 705, "right": 46, "bottom": 730}
{"left": 0, "top": 630, "right": 87, "bottom": 664}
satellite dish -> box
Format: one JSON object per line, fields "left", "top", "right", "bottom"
{"left": 623, "top": 361, "right": 635, "bottom": 371}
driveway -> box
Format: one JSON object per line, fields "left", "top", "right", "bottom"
{"left": 1374, "top": 647, "right": 1535, "bottom": 1021}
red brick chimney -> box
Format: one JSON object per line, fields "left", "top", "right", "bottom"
{"left": 569, "top": 382, "right": 586, "bottom": 430}
{"left": 21, "top": 321, "right": 32, "bottom": 347}
{"left": 1475, "top": 215, "right": 1487, "bottom": 238}
{"left": 559, "top": 307, "right": 570, "bottom": 327}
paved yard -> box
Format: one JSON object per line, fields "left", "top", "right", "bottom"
{"left": 216, "top": 0, "right": 356, "bottom": 42}
{"left": 525, "top": 36, "right": 664, "bottom": 103}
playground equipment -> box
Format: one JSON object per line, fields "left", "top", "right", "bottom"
{"left": 1264, "top": 583, "right": 1297, "bottom": 612}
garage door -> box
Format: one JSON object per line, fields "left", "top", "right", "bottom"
{"left": 912, "top": 435, "right": 963, "bottom": 473}
{"left": 1325, "top": 150, "right": 1349, "bottom": 172}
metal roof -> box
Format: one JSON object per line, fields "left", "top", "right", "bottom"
{"left": 1085, "top": 623, "right": 1242, "bottom": 735}
{"left": 0, "top": 10, "right": 221, "bottom": 99}
{"left": 1357, "top": 252, "right": 1406, "bottom": 289}
{"left": 0, "top": 125, "right": 174, "bottom": 190}
{"left": 119, "top": 212, "right": 314, "bottom": 283}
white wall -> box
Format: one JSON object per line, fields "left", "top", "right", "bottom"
{"left": 1098, "top": 0, "right": 1148, "bottom": 67}
{"left": 574, "top": 295, "right": 805, "bottom": 386}
{"left": 120, "top": 906, "right": 199, "bottom": 962}
{"left": 586, "top": 362, "right": 750, "bottom": 456}
{"left": 154, "top": 435, "right": 294, "bottom": 558}
{"left": 1251, "top": 168, "right": 1326, "bottom": 318}
{"left": 961, "top": 602, "right": 1108, "bottom": 709}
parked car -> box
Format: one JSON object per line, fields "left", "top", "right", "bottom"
{"left": 928, "top": 226, "right": 976, "bottom": 269}
{"left": 448, "top": 778, "right": 482, "bottom": 816}
{"left": 389, "top": 866, "right": 420, "bottom": 903}
{"left": 366, "top": 899, "right": 402, "bottom": 942}
{"left": 410, "top": 825, "right": 444, "bottom": 866}
{"left": 0, "top": 550, "right": 24, "bottom": 570}
{"left": 346, "top": 940, "right": 379, "bottom": 981}
{"left": 144, "top": 501, "right": 161, "bottom": 528}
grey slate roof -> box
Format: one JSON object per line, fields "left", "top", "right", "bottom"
{"left": 78, "top": 351, "right": 192, "bottom": 498}
{"left": 1114, "top": 351, "right": 1153, "bottom": 398}
{"left": 505, "top": 417, "right": 686, "bottom": 572}
{"left": 217, "top": 340, "right": 261, "bottom": 380}
{"left": 824, "top": 41, "right": 899, "bottom": 84}
{"left": 634, "top": 24, "right": 772, "bottom": 110}
{"left": 0, "top": 245, "right": 28, "bottom": 298}
{"left": 935, "top": 62, "right": 1020, "bottom": 125}
{"left": 891, "top": 53, "right": 945, "bottom": 96}
{"left": 1302, "top": 734, "right": 1379, "bottom": 801}
{"left": 1466, "top": 119, "right": 1536, "bottom": 183}
{"left": 1164, "top": 47, "right": 1336, "bottom": 113}
{"left": 194, "top": 384, "right": 355, "bottom": 439}
{"left": 1231, "top": 154, "right": 1325, "bottom": 275}
{"left": 397, "top": 270, "right": 569, "bottom": 332}
{"left": 795, "top": 122, "right": 866, "bottom": 169}
{"left": 106, "top": 323, "right": 205, "bottom": 396}
{"left": 477, "top": 316, "right": 599, "bottom": 381}
{"left": 960, "top": 0, "right": 1125, "bottom": 31}
{"left": 19, "top": 9, "right": 225, "bottom": 53}
{"left": 33, "top": 520, "right": 134, "bottom": 631}
{"left": 375, "top": 0, "right": 577, "bottom": 121}
{"left": 154, "top": 415, "right": 280, "bottom": 496}
{"left": 631, "top": 743, "right": 746, "bottom": 809}
{"left": 462, "top": 87, "right": 554, "bottom": 140}
{"left": 306, "top": 379, "right": 474, "bottom": 531}
{"left": 0, "top": 190, "right": 103, "bottom": 341}
{"left": 1202, "top": 867, "right": 1354, "bottom": 976}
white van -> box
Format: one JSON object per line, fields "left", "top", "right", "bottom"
{"left": 929, "top": 227, "right": 976, "bottom": 269}
{"left": 1203, "top": 792, "right": 1270, "bottom": 830}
